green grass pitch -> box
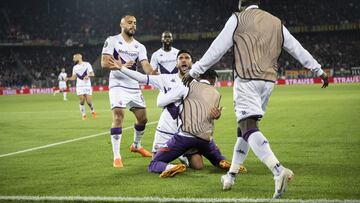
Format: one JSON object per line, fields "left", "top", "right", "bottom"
{"left": 0, "top": 84, "right": 359, "bottom": 202}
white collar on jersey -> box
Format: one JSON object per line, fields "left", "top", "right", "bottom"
{"left": 199, "top": 79, "right": 211, "bottom": 85}
{"left": 246, "top": 5, "right": 259, "bottom": 10}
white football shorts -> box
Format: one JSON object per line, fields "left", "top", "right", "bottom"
{"left": 109, "top": 86, "right": 146, "bottom": 109}
{"left": 76, "top": 86, "right": 92, "bottom": 96}
{"left": 233, "top": 77, "right": 274, "bottom": 122}
{"left": 59, "top": 81, "right": 67, "bottom": 89}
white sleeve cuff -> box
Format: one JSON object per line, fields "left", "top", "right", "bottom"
{"left": 189, "top": 65, "right": 201, "bottom": 78}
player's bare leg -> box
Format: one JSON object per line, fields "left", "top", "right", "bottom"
{"left": 188, "top": 154, "right": 204, "bottom": 170}
{"left": 222, "top": 118, "right": 294, "bottom": 197}
{"left": 79, "top": 95, "right": 87, "bottom": 120}
{"left": 53, "top": 89, "right": 60, "bottom": 96}
{"left": 85, "top": 95, "right": 96, "bottom": 118}
{"left": 111, "top": 108, "right": 125, "bottom": 168}
{"left": 130, "top": 108, "right": 151, "bottom": 157}
{"left": 62, "top": 89, "right": 68, "bottom": 101}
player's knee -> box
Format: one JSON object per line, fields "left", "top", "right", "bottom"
{"left": 142, "top": 117, "right": 148, "bottom": 125}
{"left": 190, "top": 161, "right": 204, "bottom": 170}
{"left": 112, "top": 108, "right": 124, "bottom": 125}
{"left": 137, "top": 117, "right": 148, "bottom": 125}
{"left": 189, "top": 154, "right": 204, "bottom": 170}
{"left": 238, "top": 117, "right": 259, "bottom": 133}
{"left": 238, "top": 117, "right": 260, "bottom": 141}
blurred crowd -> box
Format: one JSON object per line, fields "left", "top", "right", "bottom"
{"left": 1, "top": 0, "right": 359, "bottom": 41}
{"left": 1, "top": 0, "right": 359, "bottom": 87}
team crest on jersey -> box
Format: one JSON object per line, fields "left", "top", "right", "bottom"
{"left": 160, "top": 54, "right": 163, "bottom": 57}
{"left": 118, "top": 41, "right": 123, "bottom": 45}
{"left": 241, "top": 111, "right": 248, "bottom": 116}
{"left": 134, "top": 45, "right": 138, "bottom": 49}
{"left": 170, "top": 79, "right": 176, "bottom": 83}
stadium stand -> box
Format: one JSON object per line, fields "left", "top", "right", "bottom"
{"left": 0, "top": 0, "right": 359, "bottom": 87}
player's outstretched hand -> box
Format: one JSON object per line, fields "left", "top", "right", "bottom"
{"left": 123, "top": 60, "right": 135, "bottom": 69}
{"left": 182, "top": 73, "right": 194, "bottom": 87}
{"left": 320, "top": 73, "right": 329, "bottom": 88}
{"left": 209, "top": 106, "right": 223, "bottom": 120}
{"left": 108, "top": 57, "right": 122, "bottom": 69}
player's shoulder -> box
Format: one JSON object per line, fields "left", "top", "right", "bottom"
{"left": 172, "top": 47, "right": 180, "bottom": 54}
{"left": 83, "top": 61, "right": 91, "bottom": 66}
{"left": 72, "top": 64, "right": 79, "bottom": 69}
{"left": 105, "top": 34, "right": 121, "bottom": 44}
{"left": 152, "top": 48, "right": 163, "bottom": 56}
{"left": 132, "top": 38, "right": 146, "bottom": 49}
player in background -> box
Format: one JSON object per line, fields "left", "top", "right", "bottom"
{"left": 53, "top": 68, "right": 68, "bottom": 101}
{"left": 150, "top": 31, "right": 179, "bottom": 74}
{"left": 67, "top": 54, "right": 96, "bottom": 120}
{"left": 182, "top": 0, "right": 328, "bottom": 198}
{"left": 114, "top": 50, "right": 247, "bottom": 176}
{"left": 101, "top": 15, "right": 156, "bottom": 168}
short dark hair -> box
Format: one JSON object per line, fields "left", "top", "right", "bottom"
{"left": 199, "top": 69, "right": 218, "bottom": 81}
{"left": 242, "top": 0, "right": 260, "bottom": 7}
{"left": 122, "top": 14, "right": 135, "bottom": 19}
{"left": 162, "top": 31, "right": 172, "bottom": 35}
{"left": 177, "top": 50, "right": 193, "bottom": 60}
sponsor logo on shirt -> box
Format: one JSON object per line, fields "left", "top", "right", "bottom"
{"left": 117, "top": 49, "right": 138, "bottom": 57}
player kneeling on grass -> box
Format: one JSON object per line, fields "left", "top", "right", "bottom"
{"left": 148, "top": 69, "right": 233, "bottom": 177}
{"left": 67, "top": 53, "right": 96, "bottom": 120}
{"left": 115, "top": 50, "right": 247, "bottom": 176}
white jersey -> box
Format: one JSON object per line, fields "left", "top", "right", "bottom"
{"left": 102, "top": 34, "right": 148, "bottom": 89}
{"left": 58, "top": 72, "right": 67, "bottom": 81}
{"left": 148, "top": 73, "right": 184, "bottom": 134}
{"left": 72, "top": 62, "right": 93, "bottom": 88}
{"left": 150, "top": 47, "right": 179, "bottom": 74}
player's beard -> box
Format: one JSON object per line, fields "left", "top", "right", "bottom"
{"left": 164, "top": 42, "right": 172, "bottom": 50}
{"left": 124, "top": 29, "right": 135, "bottom": 37}
{"left": 73, "top": 60, "right": 79, "bottom": 65}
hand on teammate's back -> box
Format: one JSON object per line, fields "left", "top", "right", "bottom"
{"left": 182, "top": 73, "right": 194, "bottom": 87}
{"left": 320, "top": 73, "right": 329, "bottom": 88}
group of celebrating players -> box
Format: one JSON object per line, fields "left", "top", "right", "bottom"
{"left": 54, "top": 0, "right": 330, "bottom": 199}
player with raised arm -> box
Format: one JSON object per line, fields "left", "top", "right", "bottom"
{"left": 67, "top": 54, "right": 96, "bottom": 120}
{"left": 149, "top": 31, "right": 193, "bottom": 165}
{"left": 182, "top": 0, "right": 328, "bottom": 198}
{"left": 53, "top": 68, "right": 68, "bottom": 101}
{"left": 101, "top": 15, "right": 155, "bottom": 168}
{"left": 114, "top": 50, "right": 247, "bottom": 176}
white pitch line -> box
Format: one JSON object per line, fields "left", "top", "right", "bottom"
{"left": 0, "top": 121, "right": 158, "bottom": 158}
{"left": 0, "top": 196, "right": 358, "bottom": 203}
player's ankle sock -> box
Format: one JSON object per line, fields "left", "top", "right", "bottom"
{"left": 79, "top": 104, "right": 86, "bottom": 116}
{"left": 133, "top": 124, "right": 145, "bottom": 148}
{"left": 263, "top": 156, "right": 283, "bottom": 176}
{"left": 63, "top": 92, "right": 67, "bottom": 100}
{"left": 229, "top": 131, "right": 249, "bottom": 173}
{"left": 110, "top": 128, "right": 122, "bottom": 160}
{"left": 165, "top": 164, "right": 176, "bottom": 171}
{"left": 247, "top": 130, "right": 282, "bottom": 176}
{"left": 88, "top": 103, "right": 94, "bottom": 113}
